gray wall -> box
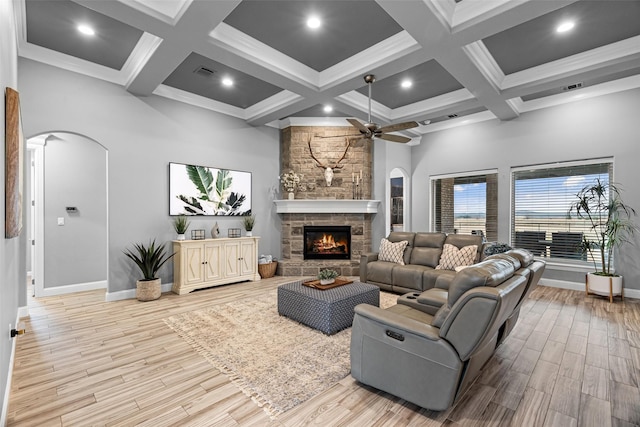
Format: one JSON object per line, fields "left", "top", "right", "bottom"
{"left": 43, "top": 133, "right": 107, "bottom": 288}
{"left": 1, "top": 0, "right": 27, "bottom": 419}
{"left": 411, "top": 88, "right": 640, "bottom": 289}
{"left": 18, "top": 58, "right": 281, "bottom": 293}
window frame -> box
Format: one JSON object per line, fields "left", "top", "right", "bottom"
{"left": 429, "top": 168, "right": 498, "bottom": 238}
{"left": 510, "top": 157, "right": 614, "bottom": 269}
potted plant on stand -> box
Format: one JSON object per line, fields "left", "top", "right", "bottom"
{"left": 569, "top": 178, "right": 637, "bottom": 302}
{"left": 242, "top": 214, "right": 255, "bottom": 237}
{"left": 124, "top": 240, "right": 176, "bottom": 301}
{"left": 173, "top": 215, "right": 190, "bottom": 240}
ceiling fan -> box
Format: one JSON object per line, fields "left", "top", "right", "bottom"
{"left": 340, "top": 74, "right": 419, "bottom": 144}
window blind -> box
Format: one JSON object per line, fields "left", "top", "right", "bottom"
{"left": 512, "top": 161, "right": 612, "bottom": 263}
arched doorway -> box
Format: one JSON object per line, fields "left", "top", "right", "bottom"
{"left": 388, "top": 167, "right": 410, "bottom": 233}
{"left": 27, "top": 132, "right": 108, "bottom": 297}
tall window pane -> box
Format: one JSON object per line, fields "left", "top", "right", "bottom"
{"left": 432, "top": 172, "right": 497, "bottom": 241}
{"left": 512, "top": 161, "right": 612, "bottom": 264}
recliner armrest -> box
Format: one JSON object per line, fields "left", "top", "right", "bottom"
{"left": 360, "top": 252, "right": 379, "bottom": 282}
{"left": 353, "top": 304, "right": 441, "bottom": 341}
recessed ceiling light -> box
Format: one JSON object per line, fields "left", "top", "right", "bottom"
{"left": 221, "top": 77, "right": 234, "bottom": 87}
{"left": 401, "top": 79, "right": 412, "bottom": 89}
{"left": 77, "top": 24, "right": 95, "bottom": 36}
{"left": 323, "top": 105, "right": 333, "bottom": 113}
{"left": 556, "top": 21, "right": 575, "bottom": 33}
{"left": 306, "top": 16, "right": 321, "bottom": 29}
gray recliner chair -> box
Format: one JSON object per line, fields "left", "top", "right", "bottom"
{"left": 350, "top": 258, "right": 527, "bottom": 411}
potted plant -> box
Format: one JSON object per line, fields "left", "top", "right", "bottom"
{"left": 317, "top": 268, "right": 339, "bottom": 285}
{"left": 568, "top": 178, "right": 637, "bottom": 301}
{"left": 280, "top": 170, "right": 302, "bottom": 200}
{"left": 242, "top": 214, "right": 255, "bottom": 237}
{"left": 124, "top": 239, "right": 176, "bottom": 301}
{"left": 173, "top": 215, "right": 190, "bottom": 240}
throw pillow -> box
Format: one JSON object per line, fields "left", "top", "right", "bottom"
{"left": 378, "top": 238, "right": 408, "bottom": 265}
{"left": 436, "top": 244, "right": 478, "bottom": 270}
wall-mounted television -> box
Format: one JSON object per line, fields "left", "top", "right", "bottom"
{"left": 169, "top": 162, "right": 252, "bottom": 216}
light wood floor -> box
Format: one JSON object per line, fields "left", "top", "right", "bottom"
{"left": 7, "top": 278, "right": 640, "bottom": 426}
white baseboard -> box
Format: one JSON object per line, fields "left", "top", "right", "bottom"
{"left": 105, "top": 282, "right": 173, "bottom": 302}
{"left": 2, "top": 309, "right": 25, "bottom": 426}
{"left": 40, "top": 280, "right": 107, "bottom": 297}
{"left": 540, "top": 278, "right": 640, "bottom": 299}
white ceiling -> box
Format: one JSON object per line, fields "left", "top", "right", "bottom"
{"left": 15, "top": 0, "right": 640, "bottom": 137}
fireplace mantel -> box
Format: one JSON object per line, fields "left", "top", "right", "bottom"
{"left": 274, "top": 199, "right": 380, "bottom": 214}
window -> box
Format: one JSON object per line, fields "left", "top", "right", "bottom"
{"left": 431, "top": 171, "right": 498, "bottom": 241}
{"left": 512, "top": 159, "right": 612, "bottom": 263}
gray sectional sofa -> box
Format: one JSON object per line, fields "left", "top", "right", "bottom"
{"left": 360, "top": 231, "right": 485, "bottom": 294}
{"left": 351, "top": 252, "right": 545, "bottom": 411}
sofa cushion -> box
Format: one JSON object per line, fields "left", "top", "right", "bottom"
{"left": 504, "top": 248, "right": 535, "bottom": 267}
{"left": 436, "top": 244, "right": 478, "bottom": 270}
{"left": 424, "top": 269, "right": 456, "bottom": 291}
{"left": 392, "top": 265, "right": 430, "bottom": 291}
{"left": 387, "top": 232, "right": 416, "bottom": 265}
{"left": 447, "top": 259, "right": 515, "bottom": 305}
{"left": 366, "top": 261, "right": 395, "bottom": 284}
{"left": 409, "top": 233, "right": 446, "bottom": 267}
{"left": 485, "top": 253, "right": 522, "bottom": 270}
{"left": 378, "top": 238, "right": 408, "bottom": 265}
{"left": 443, "top": 234, "right": 484, "bottom": 262}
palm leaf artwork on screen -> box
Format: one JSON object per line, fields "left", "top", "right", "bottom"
{"left": 173, "top": 164, "right": 250, "bottom": 216}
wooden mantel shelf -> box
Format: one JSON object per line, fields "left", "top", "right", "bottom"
{"left": 273, "top": 199, "right": 381, "bottom": 214}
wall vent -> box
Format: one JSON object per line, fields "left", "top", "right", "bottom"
{"left": 194, "top": 66, "right": 215, "bottom": 77}
{"left": 447, "top": 113, "right": 458, "bottom": 119}
{"left": 563, "top": 82, "right": 583, "bottom": 91}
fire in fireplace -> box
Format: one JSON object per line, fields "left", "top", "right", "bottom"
{"left": 304, "top": 226, "right": 351, "bottom": 260}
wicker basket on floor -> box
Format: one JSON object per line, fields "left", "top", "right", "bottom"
{"left": 258, "top": 261, "right": 278, "bottom": 278}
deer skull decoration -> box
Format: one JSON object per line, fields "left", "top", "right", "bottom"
{"left": 308, "top": 135, "right": 350, "bottom": 187}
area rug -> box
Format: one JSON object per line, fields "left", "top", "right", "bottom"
{"left": 164, "top": 289, "right": 397, "bottom": 418}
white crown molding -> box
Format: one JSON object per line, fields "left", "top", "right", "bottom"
{"left": 417, "top": 110, "right": 497, "bottom": 134}
{"left": 452, "top": 0, "right": 525, "bottom": 29}
{"left": 122, "top": 32, "right": 164, "bottom": 87}
{"left": 463, "top": 41, "right": 505, "bottom": 89}
{"left": 335, "top": 91, "right": 393, "bottom": 122}
{"left": 390, "top": 88, "right": 476, "bottom": 121}
{"left": 245, "top": 90, "right": 304, "bottom": 123}
{"left": 153, "top": 84, "right": 246, "bottom": 119}
{"left": 274, "top": 117, "right": 353, "bottom": 129}
{"left": 318, "top": 31, "right": 421, "bottom": 90}
{"left": 120, "top": 0, "right": 192, "bottom": 25}
{"left": 209, "top": 22, "right": 319, "bottom": 91}
{"left": 502, "top": 35, "right": 640, "bottom": 91}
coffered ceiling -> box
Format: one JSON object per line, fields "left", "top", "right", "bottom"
{"left": 15, "top": 0, "right": 640, "bottom": 137}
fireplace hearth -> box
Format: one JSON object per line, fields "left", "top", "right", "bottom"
{"left": 304, "top": 226, "right": 351, "bottom": 260}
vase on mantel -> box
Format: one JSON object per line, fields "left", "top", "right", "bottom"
{"left": 288, "top": 192, "right": 295, "bottom": 200}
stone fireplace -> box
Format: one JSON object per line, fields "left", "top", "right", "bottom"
{"left": 276, "top": 126, "right": 377, "bottom": 277}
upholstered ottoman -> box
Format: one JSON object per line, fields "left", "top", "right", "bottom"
{"left": 277, "top": 280, "right": 379, "bottom": 335}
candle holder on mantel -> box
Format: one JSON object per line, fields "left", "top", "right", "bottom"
{"left": 352, "top": 182, "right": 362, "bottom": 200}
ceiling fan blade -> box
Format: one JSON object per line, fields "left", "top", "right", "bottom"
{"left": 378, "top": 121, "right": 419, "bottom": 133}
{"left": 378, "top": 133, "right": 412, "bottom": 143}
{"left": 347, "top": 118, "right": 369, "bottom": 133}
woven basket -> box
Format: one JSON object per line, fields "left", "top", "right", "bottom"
{"left": 258, "top": 261, "right": 278, "bottom": 279}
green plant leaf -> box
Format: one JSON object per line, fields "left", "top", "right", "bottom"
{"left": 186, "top": 165, "right": 214, "bottom": 201}
{"left": 213, "top": 169, "right": 232, "bottom": 210}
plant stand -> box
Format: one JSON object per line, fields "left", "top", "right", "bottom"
{"left": 585, "top": 273, "right": 623, "bottom": 303}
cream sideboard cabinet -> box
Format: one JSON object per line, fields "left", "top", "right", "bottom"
{"left": 172, "top": 236, "right": 260, "bottom": 295}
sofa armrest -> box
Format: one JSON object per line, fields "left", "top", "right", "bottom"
{"left": 359, "top": 252, "right": 379, "bottom": 282}
{"left": 353, "top": 304, "right": 440, "bottom": 341}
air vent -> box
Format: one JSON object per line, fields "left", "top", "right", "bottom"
{"left": 563, "top": 82, "right": 583, "bottom": 91}
{"left": 194, "top": 66, "right": 215, "bottom": 77}
{"left": 447, "top": 113, "right": 458, "bottom": 119}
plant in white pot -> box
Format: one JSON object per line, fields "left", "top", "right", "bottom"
{"left": 173, "top": 215, "right": 190, "bottom": 240}
{"left": 317, "top": 268, "right": 339, "bottom": 285}
{"left": 124, "top": 240, "right": 176, "bottom": 301}
{"left": 568, "top": 178, "right": 637, "bottom": 301}
{"left": 242, "top": 214, "right": 255, "bottom": 237}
